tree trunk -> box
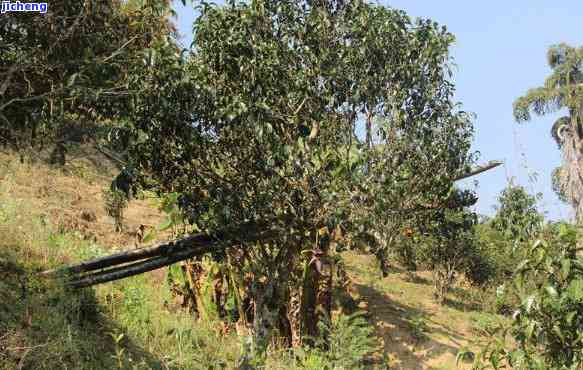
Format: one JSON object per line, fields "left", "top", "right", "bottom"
{"left": 568, "top": 104, "right": 583, "bottom": 250}
{"left": 433, "top": 267, "right": 454, "bottom": 305}
{"left": 300, "top": 259, "right": 320, "bottom": 345}
{"left": 252, "top": 279, "right": 279, "bottom": 351}
{"left": 365, "top": 111, "right": 372, "bottom": 149}
{"left": 288, "top": 286, "right": 302, "bottom": 347}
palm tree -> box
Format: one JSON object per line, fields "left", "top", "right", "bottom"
{"left": 513, "top": 43, "right": 583, "bottom": 226}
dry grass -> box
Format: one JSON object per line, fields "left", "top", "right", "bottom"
{"left": 0, "top": 150, "right": 499, "bottom": 369}
{"left": 343, "top": 251, "right": 493, "bottom": 370}
{"left": 0, "top": 151, "right": 167, "bottom": 249}
{"left": 0, "top": 151, "right": 241, "bottom": 369}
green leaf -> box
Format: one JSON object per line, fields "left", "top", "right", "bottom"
{"left": 567, "top": 279, "right": 583, "bottom": 301}
{"left": 561, "top": 258, "right": 571, "bottom": 278}
{"left": 525, "top": 321, "right": 536, "bottom": 340}
{"left": 545, "top": 285, "right": 558, "bottom": 297}
{"left": 566, "top": 311, "right": 577, "bottom": 326}
{"left": 67, "top": 73, "right": 79, "bottom": 87}
{"left": 167, "top": 264, "right": 186, "bottom": 286}
{"left": 552, "top": 324, "right": 565, "bottom": 343}
{"left": 158, "top": 217, "right": 174, "bottom": 231}
{"left": 142, "top": 230, "right": 156, "bottom": 244}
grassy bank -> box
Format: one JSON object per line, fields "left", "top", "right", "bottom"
{"left": 0, "top": 153, "right": 500, "bottom": 369}
{"left": 0, "top": 154, "right": 377, "bottom": 369}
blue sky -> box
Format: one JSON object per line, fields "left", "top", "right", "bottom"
{"left": 172, "top": 1, "right": 583, "bottom": 221}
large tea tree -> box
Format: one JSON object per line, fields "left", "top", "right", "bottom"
{"left": 122, "top": 0, "right": 475, "bottom": 347}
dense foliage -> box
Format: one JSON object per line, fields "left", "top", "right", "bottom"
{"left": 476, "top": 225, "right": 583, "bottom": 369}
{"left": 491, "top": 184, "right": 543, "bottom": 243}
{"left": 3, "top": 0, "right": 583, "bottom": 367}
{"left": 106, "top": 0, "right": 476, "bottom": 348}
{"left": 0, "top": 0, "right": 175, "bottom": 159}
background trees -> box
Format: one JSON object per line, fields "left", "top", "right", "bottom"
{"left": 469, "top": 44, "right": 583, "bottom": 367}
{"left": 491, "top": 184, "right": 543, "bottom": 244}
{"left": 0, "top": 0, "right": 174, "bottom": 161}
{"left": 475, "top": 224, "right": 582, "bottom": 370}
{"left": 513, "top": 44, "right": 583, "bottom": 228}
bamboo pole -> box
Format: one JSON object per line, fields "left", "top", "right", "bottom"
{"left": 41, "top": 223, "right": 277, "bottom": 288}
{"left": 68, "top": 244, "right": 214, "bottom": 288}
{"left": 39, "top": 233, "right": 217, "bottom": 277}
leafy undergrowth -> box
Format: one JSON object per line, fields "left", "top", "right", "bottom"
{"left": 0, "top": 153, "right": 501, "bottom": 369}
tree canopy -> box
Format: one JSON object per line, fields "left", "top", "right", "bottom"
{"left": 2, "top": 0, "right": 477, "bottom": 349}
{"left": 114, "top": 0, "right": 476, "bottom": 345}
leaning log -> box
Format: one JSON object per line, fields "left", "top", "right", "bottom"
{"left": 68, "top": 243, "right": 215, "bottom": 288}
{"left": 40, "top": 222, "right": 277, "bottom": 288}
{"left": 39, "top": 233, "right": 218, "bottom": 277}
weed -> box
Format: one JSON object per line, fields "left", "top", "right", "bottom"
{"left": 103, "top": 188, "right": 128, "bottom": 232}
{"left": 469, "top": 311, "right": 504, "bottom": 336}
{"left": 408, "top": 314, "right": 429, "bottom": 343}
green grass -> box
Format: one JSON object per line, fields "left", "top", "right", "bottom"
{"left": 0, "top": 155, "right": 380, "bottom": 369}
{"left": 0, "top": 185, "right": 243, "bottom": 369}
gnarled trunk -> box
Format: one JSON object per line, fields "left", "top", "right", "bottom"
{"left": 559, "top": 116, "right": 583, "bottom": 250}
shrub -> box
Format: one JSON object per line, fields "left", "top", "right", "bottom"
{"left": 475, "top": 227, "right": 583, "bottom": 370}
{"left": 268, "top": 312, "right": 378, "bottom": 369}
{"left": 103, "top": 188, "right": 128, "bottom": 232}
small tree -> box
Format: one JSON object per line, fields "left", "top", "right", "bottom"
{"left": 103, "top": 189, "right": 128, "bottom": 232}
{"left": 416, "top": 191, "right": 482, "bottom": 304}
{"left": 491, "top": 184, "right": 543, "bottom": 244}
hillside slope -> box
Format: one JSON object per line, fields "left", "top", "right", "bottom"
{"left": 0, "top": 152, "right": 497, "bottom": 369}
{"left": 344, "top": 252, "right": 493, "bottom": 370}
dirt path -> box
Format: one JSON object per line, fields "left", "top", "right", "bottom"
{"left": 344, "top": 252, "right": 479, "bottom": 370}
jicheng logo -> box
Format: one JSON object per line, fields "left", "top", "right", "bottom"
{"left": 1, "top": 1, "right": 48, "bottom": 14}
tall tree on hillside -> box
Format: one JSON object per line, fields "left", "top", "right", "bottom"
{"left": 118, "top": 0, "right": 475, "bottom": 348}
{"left": 513, "top": 44, "right": 583, "bottom": 228}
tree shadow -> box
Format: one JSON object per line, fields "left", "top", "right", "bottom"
{"left": 444, "top": 297, "right": 480, "bottom": 313}
{"left": 0, "top": 256, "right": 170, "bottom": 370}
{"left": 446, "top": 286, "right": 482, "bottom": 312}
{"left": 401, "top": 272, "right": 432, "bottom": 286}
{"left": 353, "top": 283, "right": 469, "bottom": 370}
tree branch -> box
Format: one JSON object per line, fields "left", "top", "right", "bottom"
{"left": 452, "top": 160, "right": 503, "bottom": 182}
